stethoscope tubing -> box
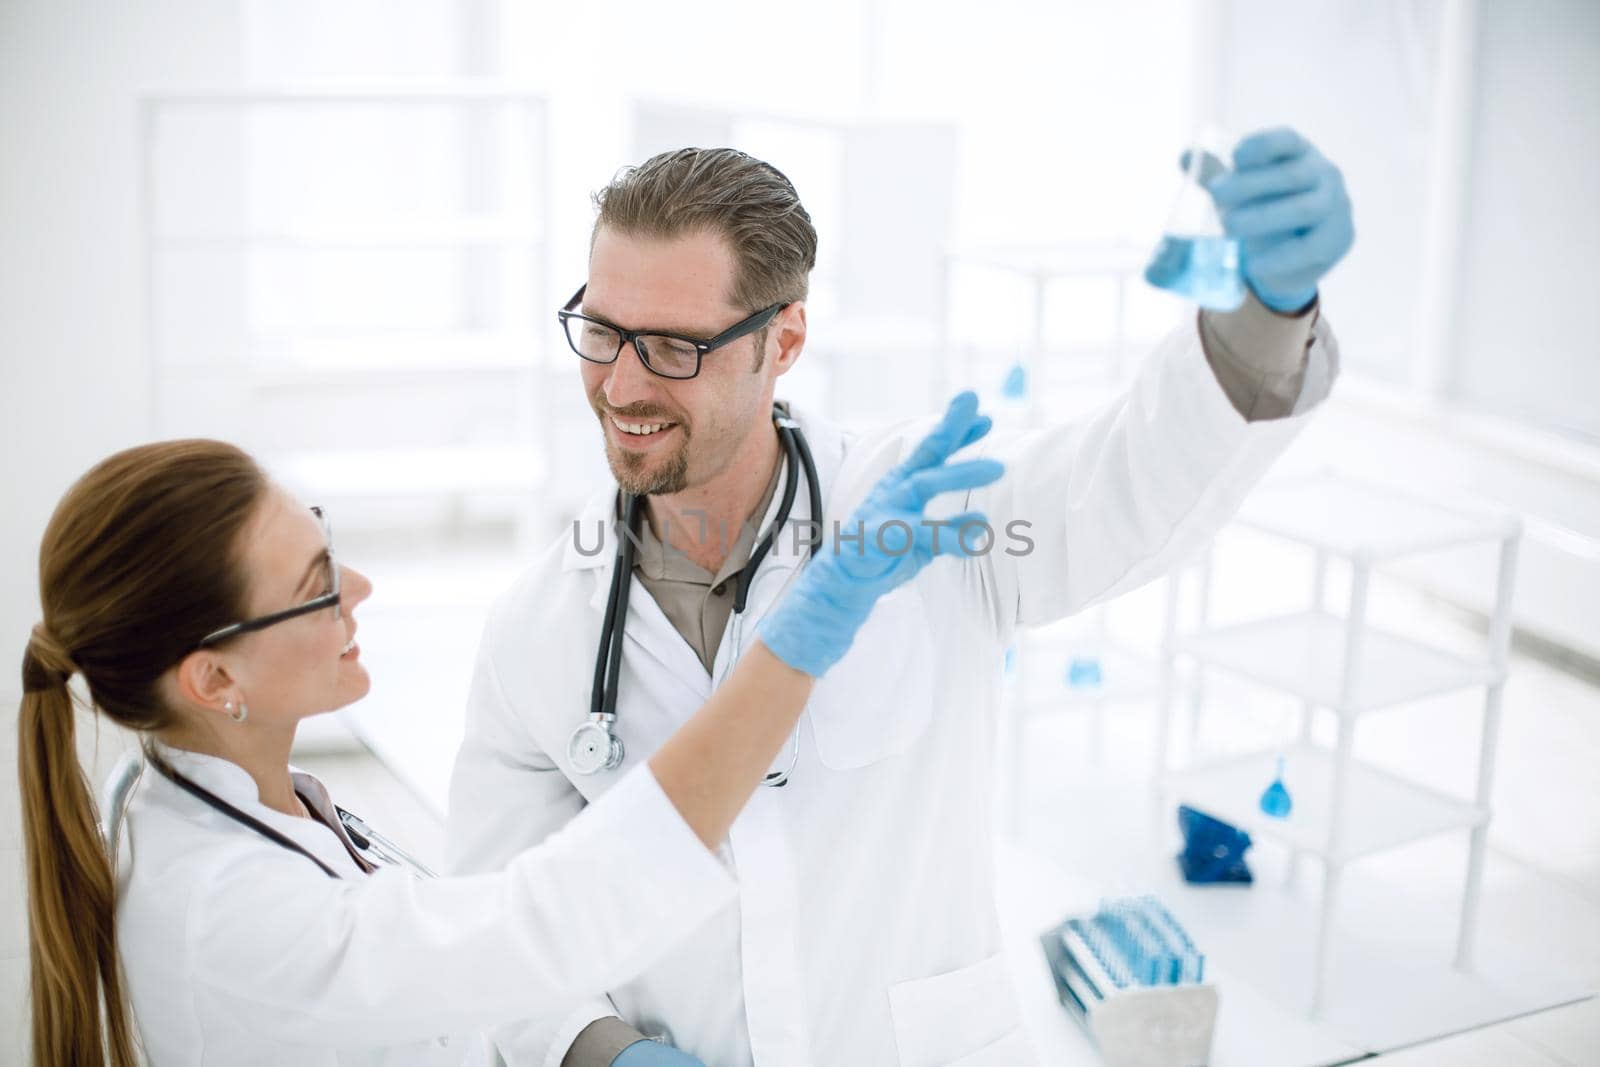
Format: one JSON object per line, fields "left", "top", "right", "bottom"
{"left": 582, "top": 407, "right": 822, "bottom": 783}
{"left": 592, "top": 493, "right": 642, "bottom": 723}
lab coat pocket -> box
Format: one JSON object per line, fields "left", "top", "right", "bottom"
{"left": 887, "top": 952, "right": 1031, "bottom": 1067}
{"left": 804, "top": 582, "right": 936, "bottom": 770}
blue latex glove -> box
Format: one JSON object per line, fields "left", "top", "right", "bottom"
{"left": 612, "top": 1038, "right": 704, "bottom": 1066}
{"left": 760, "top": 391, "right": 1005, "bottom": 678}
{"left": 1205, "top": 127, "right": 1355, "bottom": 314}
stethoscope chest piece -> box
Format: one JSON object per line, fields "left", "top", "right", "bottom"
{"left": 568, "top": 716, "right": 625, "bottom": 776}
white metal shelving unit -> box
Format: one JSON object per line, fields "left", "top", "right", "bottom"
{"left": 1003, "top": 622, "right": 1166, "bottom": 775}
{"left": 941, "top": 243, "right": 1149, "bottom": 414}
{"left": 1156, "top": 472, "right": 1522, "bottom": 1018}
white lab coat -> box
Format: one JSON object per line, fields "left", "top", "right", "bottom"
{"left": 113, "top": 744, "right": 736, "bottom": 1065}
{"left": 448, "top": 316, "right": 1338, "bottom": 1067}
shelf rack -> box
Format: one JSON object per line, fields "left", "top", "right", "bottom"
{"left": 962, "top": 243, "right": 1170, "bottom": 832}
{"left": 1155, "top": 472, "right": 1522, "bottom": 1018}
{"left": 138, "top": 85, "right": 553, "bottom": 541}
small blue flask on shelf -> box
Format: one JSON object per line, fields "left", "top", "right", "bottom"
{"left": 1259, "top": 754, "right": 1293, "bottom": 819}
{"left": 1001, "top": 362, "right": 1028, "bottom": 401}
{"left": 1066, "top": 655, "right": 1103, "bottom": 689}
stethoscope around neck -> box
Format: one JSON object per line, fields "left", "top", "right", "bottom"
{"left": 568, "top": 405, "right": 822, "bottom": 786}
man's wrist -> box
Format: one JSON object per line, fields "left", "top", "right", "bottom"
{"left": 1249, "top": 282, "right": 1318, "bottom": 316}
{"left": 1197, "top": 290, "right": 1318, "bottom": 421}
{"left": 1202, "top": 290, "right": 1317, "bottom": 375}
{"left": 561, "top": 1017, "right": 650, "bottom": 1067}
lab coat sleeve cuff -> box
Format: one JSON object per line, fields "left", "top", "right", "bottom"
{"left": 486, "top": 995, "right": 617, "bottom": 1067}
{"left": 557, "top": 1016, "right": 652, "bottom": 1067}
{"left": 1198, "top": 291, "right": 1333, "bottom": 421}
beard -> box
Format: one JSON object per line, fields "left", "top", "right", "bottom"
{"left": 607, "top": 433, "right": 691, "bottom": 495}
{"left": 593, "top": 390, "right": 693, "bottom": 496}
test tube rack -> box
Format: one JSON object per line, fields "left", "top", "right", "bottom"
{"left": 1040, "top": 897, "right": 1218, "bottom": 1067}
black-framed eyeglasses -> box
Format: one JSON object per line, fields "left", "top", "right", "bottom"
{"left": 196, "top": 506, "right": 341, "bottom": 649}
{"left": 557, "top": 283, "right": 788, "bottom": 380}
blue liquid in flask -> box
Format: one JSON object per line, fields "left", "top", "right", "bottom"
{"left": 1144, "top": 234, "right": 1245, "bottom": 311}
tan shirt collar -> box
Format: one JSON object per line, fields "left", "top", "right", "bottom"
{"left": 632, "top": 456, "right": 785, "bottom": 586}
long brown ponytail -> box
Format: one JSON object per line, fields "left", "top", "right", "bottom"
{"left": 18, "top": 440, "right": 267, "bottom": 1066}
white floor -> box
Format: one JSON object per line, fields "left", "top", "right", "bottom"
{"left": 1375, "top": 997, "right": 1599, "bottom": 1065}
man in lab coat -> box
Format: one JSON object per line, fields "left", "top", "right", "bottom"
{"left": 448, "top": 130, "right": 1353, "bottom": 1066}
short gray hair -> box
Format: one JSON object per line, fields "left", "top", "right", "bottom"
{"left": 592, "top": 147, "right": 818, "bottom": 312}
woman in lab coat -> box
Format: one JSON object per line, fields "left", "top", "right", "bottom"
{"left": 17, "top": 403, "right": 1001, "bottom": 1065}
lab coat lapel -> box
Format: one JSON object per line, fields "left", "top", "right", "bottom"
{"left": 562, "top": 484, "right": 624, "bottom": 614}
{"left": 562, "top": 480, "right": 711, "bottom": 713}
{"left": 152, "top": 746, "right": 366, "bottom": 879}
{"left": 773, "top": 404, "right": 845, "bottom": 571}
{"left": 621, "top": 573, "right": 712, "bottom": 702}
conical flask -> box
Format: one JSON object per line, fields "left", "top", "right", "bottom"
{"left": 1144, "top": 132, "right": 1245, "bottom": 311}
{"left": 1259, "top": 754, "right": 1293, "bottom": 819}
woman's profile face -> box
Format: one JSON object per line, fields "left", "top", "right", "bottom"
{"left": 221, "top": 485, "right": 373, "bottom": 725}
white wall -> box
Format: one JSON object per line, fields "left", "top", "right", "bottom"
{"left": 1211, "top": 0, "right": 1600, "bottom": 660}
{"left": 0, "top": 0, "right": 244, "bottom": 687}
{"left": 0, "top": 1, "right": 244, "bottom": 1056}
{"left": 1211, "top": 0, "right": 1599, "bottom": 440}
{"left": 1209, "top": 0, "right": 1438, "bottom": 383}
{"left": 1452, "top": 0, "right": 1600, "bottom": 442}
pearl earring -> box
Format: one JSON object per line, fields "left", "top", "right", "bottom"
{"left": 225, "top": 700, "right": 248, "bottom": 724}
